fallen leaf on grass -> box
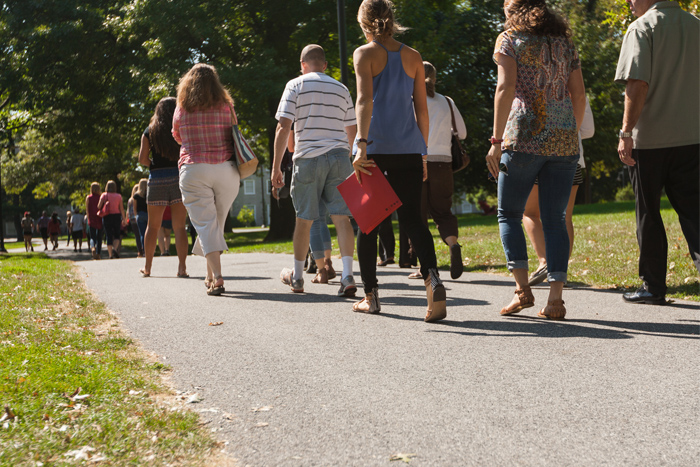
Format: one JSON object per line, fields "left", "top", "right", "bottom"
{"left": 63, "top": 445, "right": 106, "bottom": 461}
{"left": 390, "top": 453, "right": 417, "bottom": 463}
{"left": 0, "top": 406, "right": 15, "bottom": 422}
{"left": 63, "top": 387, "right": 91, "bottom": 402}
{"left": 251, "top": 406, "right": 273, "bottom": 412}
{"left": 209, "top": 322, "right": 224, "bottom": 326}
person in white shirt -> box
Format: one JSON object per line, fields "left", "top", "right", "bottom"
{"left": 70, "top": 207, "right": 85, "bottom": 252}
{"left": 524, "top": 97, "right": 595, "bottom": 286}
{"left": 271, "top": 44, "right": 358, "bottom": 297}
{"left": 417, "top": 61, "right": 467, "bottom": 280}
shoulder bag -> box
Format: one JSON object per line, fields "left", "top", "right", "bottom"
{"left": 446, "top": 96, "right": 470, "bottom": 173}
{"left": 97, "top": 195, "right": 110, "bottom": 218}
{"left": 230, "top": 106, "right": 259, "bottom": 180}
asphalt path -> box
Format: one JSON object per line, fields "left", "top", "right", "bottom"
{"left": 73, "top": 249, "right": 699, "bottom": 466}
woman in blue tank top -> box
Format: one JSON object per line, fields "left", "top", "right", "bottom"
{"left": 351, "top": 0, "right": 446, "bottom": 321}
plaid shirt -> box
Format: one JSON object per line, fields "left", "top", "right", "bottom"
{"left": 172, "top": 103, "right": 235, "bottom": 168}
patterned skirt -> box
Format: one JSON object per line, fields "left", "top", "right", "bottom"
{"left": 147, "top": 168, "right": 183, "bottom": 206}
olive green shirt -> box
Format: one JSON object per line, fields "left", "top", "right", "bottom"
{"left": 615, "top": 1, "right": 700, "bottom": 149}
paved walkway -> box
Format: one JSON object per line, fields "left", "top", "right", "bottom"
{"left": 70, "top": 249, "right": 698, "bottom": 466}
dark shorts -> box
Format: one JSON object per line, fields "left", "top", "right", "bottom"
{"left": 71, "top": 230, "right": 83, "bottom": 240}
{"left": 23, "top": 231, "right": 32, "bottom": 237}
{"left": 40, "top": 228, "right": 48, "bottom": 239}
{"left": 535, "top": 165, "right": 584, "bottom": 186}
{"left": 161, "top": 219, "right": 173, "bottom": 230}
{"left": 148, "top": 168, "right": 183, "bottom": 206}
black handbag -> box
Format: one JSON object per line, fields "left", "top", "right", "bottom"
{"left": 446, "top": 96, "right": 470, "bottom": 173}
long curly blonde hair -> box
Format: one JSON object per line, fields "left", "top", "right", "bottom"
{"left": 176, "top": 64, "right": 233, "bottom": 113}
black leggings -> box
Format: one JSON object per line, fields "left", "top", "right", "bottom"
{"left": 357, "top": 154, "right": 438, "bottom": 293}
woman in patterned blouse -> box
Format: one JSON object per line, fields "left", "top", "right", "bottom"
{"left": 487, "top": 0, "right": 586, "bottom": 320}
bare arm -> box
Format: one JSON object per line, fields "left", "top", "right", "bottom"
{"left": 411, "top": 51, "right": 429, "bottom": 146}
{"left": 271, "top": 117, "right": 293, "bottom": 189}
{"left": 352, "top": 46, "right": 377, "bottom": 182}
{"left": 486, "top": 53, "right": 517, "bottom": 179}
{"left": 138, "top": 135, "right": 151, "bottom": 167}
{"left": 287, "top": 129, "right": 295, "bottom": 153}
{"left": 618, "top": 78, "right": 649, "bottom": 166}
{"left": 567, "top": 68, "right": 586, "bottom": 132}
{"left": 345, "top": 124, "right": 357, "bottom": 148}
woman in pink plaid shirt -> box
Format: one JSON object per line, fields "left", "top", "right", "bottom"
{"left": 173, "top": 64, "right": 240, "bottom": 296}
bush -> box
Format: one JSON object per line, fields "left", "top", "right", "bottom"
{"left": 615, "top": 184, "right": 635, "bottom": 202}
{"left": 236, "top": 206, "right": 255, "bottom": 227}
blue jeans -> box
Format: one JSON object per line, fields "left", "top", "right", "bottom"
{"left": 309, "top": 203, "right": 332, "bottom": 260}
{"left": 290, "top": 148, "right": 353, "bottom": 221}
{"left": 88, "top": 226, "right": 103, "bottom": 254}
{"left": 497, "top": 151, "right": 578, "bottom": 282}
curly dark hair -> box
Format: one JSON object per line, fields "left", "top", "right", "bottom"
{"left": 148, "top": 97, "right": 180, "bottom": 161}
{"left": 505, "top": 0, "right": 571, "bottom": 38}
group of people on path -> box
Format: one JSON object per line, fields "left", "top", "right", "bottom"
{"left": 21, "top": 209, "right": 87, "bottom": 253}
{"left": 65, "top": 1, "right": 699, "bottom": 319}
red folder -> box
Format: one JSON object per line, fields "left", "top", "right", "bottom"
{"left": 337, "top": 165, "right": 402, "bottom": 234}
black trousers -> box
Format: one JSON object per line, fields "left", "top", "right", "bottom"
{"left": 357, "top": 154, "right": 438, "bottom": 292}
{"left": 628, "top": 144, "right": 700, "bottom": 296}
{"left": 377, "top": 215, "right": 395, "bottom": 261}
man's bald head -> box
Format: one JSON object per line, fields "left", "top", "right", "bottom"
{"left": 300, "top": 45, "right": 326, "bottom": 72}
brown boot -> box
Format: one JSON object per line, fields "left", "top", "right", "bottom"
{"left": 424, "top": 269, "right": 446, "bottom": 322}
{"left": 500, "top": 286, "right": 535, "bottom": 315}
{"left": 352, "top": 288, "right": 380, "bottom": 314}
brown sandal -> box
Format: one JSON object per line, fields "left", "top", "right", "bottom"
{"left": 311, "top": 268, "right": 328, "bottom": 284}
{"left": 500, "top": 286, "right": 535, "bottom": 316}
{"left": 538, "top": 299, "right": 566, "bottom": 320}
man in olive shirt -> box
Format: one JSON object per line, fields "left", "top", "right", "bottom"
{"left": 615, "top": 0, "right": 700, "bottom": 304}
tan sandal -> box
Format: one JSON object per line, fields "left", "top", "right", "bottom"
{"left": 500, "top": 287, "right": 534, "bottom": 315}
{"left": 424, "top": 269, "right": 446, "bottom": 323}
{"left": 324, "top": 258, "right": 336, "bottom": 280}
{"left": 538, "top": 299, "right": 566, "bottom": 320}
{"left": 352, "top": 288, "right": 380, "bottom": 314}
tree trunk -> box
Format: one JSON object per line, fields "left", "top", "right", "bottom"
{"left": 264, "top": 121, "right": 295, "bottom": 241}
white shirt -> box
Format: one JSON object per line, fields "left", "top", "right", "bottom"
{"left": 426, "top": 93, "right": 467, "bottom": 163}
{"left": 71, "top": 213, "right": 84, "bottom": 231}
{"left": 577, "top": 98, "right": 595, "bottom": 168}
{"left": 275, "top": 72, "right": 356, "bottom": 160}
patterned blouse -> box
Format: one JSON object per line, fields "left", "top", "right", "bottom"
{"left": 172, "top": 103, "right": 235, "bottom": 168}
{"left": 494, "top": 30, "right": 581, "bottom": 157}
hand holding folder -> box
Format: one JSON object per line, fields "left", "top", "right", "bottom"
{"left": 337, "top": 165, "right": 402, "bottom": 234}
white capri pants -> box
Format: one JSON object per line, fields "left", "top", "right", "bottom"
{"left": 179, "top": 161, "right": 240, "bottom": 257}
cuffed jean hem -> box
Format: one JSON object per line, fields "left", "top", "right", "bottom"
{"left": 548, "top": 272, "right": 568, "bottom": 283}
{"left": 506, "top": 260, "right": 528, "bottom": 271}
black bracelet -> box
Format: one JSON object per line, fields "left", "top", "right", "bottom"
{"left": 357, "top": 138, "right": 373, "bottom": 145}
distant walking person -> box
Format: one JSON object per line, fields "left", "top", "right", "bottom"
{"left": 65, "top": 210, "right": 73, "bottom": 246}
{"left": 488, "top": 0, "right": 586, "bottom": 320}
{"left": 271, "top": 44, "right": 358, "bottom": 297}
{"left": 420, "top": 61, "right": 467, "bottom": 280}
{"left": 47, "top": 212, "right": 62, "bottom": 250}
{"left": 138, "top": 98, "right": 188, "bottom": 278}
{"left": 352, "top": 0, "right": 446, "bottom": 321}
{"left": 134, "top": 178, "right": 149, "bottom": 256}
{"left": 615, "top": 0, "right": 700, "bottom": 305}
{"left": 71, "top": 207, "right": 85, "bottom": 252}
{"left": 127, "top": 184, "right": 144, "bottom": 257}
{"left": 37, "top": 211, "right": 50, "bottom": 251}
{"left": 98, "top": 180, "right": 126, "bottom": 259}
{"left": 173, "top": 65, "right": 239, "bottom": 294}
{"left": 21, "top": 211, "right": 34, "bottom": 252}
{"left": 85, "top": 182, "right": 104, "bottom": 259}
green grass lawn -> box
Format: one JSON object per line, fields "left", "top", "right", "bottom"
{"left": 215, "top": 199, "right": 698, "bottom": 301}
{"left": 0, "top": 255, "right": 228, "bottom": 466}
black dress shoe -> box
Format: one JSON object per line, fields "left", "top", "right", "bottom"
{"left": 622, "top": 287, "right": 666, "bottom": 305}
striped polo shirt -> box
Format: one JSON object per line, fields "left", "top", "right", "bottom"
{"left": 275, "top": 72, "right": 356, "bottom": 160}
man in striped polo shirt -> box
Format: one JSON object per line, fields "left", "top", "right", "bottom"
{"left": 272, "top": 44, "right": 358, "bottom": 297}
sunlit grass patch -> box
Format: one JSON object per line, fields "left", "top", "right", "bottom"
{"left": 0, "top": 255, "right": 234, "bottom": 466}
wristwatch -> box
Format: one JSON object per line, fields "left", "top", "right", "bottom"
{"left": 489, "top": 136, "right": 504, "bottom": 145}
{"left": 619, "top": 130, "right": 633, "bottom": 139}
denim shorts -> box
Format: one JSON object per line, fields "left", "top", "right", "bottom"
{"left": 291, "top": 148, "right": 353, "bottom": 221}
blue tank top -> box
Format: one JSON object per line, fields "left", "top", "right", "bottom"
{"left": 354, "top": 41, "right": 427, "bottom": 156}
